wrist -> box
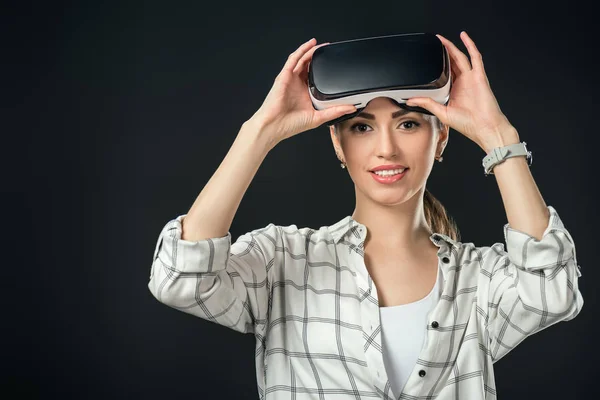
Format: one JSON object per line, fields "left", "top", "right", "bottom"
{"left": 241, "top": 117, "right": 279, "bottom": 153}
{"left": 480, "top": 126, "right": 521, "bottom": 154}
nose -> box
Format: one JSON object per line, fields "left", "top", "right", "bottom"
{"left": 375, "top": 127, "right": 399, "bottom": 159}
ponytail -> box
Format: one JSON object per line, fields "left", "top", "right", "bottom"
{"left": 424, "top": 188, "right": 460, "bottom": 241}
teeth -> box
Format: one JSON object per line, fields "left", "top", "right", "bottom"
{"left": 374, "top": 168, "right": 406, "bottom": 176}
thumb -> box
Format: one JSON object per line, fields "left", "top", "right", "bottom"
{"left": 406, "top": 97, "right": 448, "bottom": 125}
{"left": 312, "top": 105, "right": 357, "bottom": 128}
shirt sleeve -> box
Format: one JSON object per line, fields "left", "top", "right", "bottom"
{"left": 148, "top": 215, "right": 277, "bottom": 335}
{"left": 476, "top": 205, "right": 584, "bottom": 363}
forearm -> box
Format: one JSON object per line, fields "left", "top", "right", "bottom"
{"left": 182, "top": 119, "right": 275, "bottom": 241}
{"left": 480, "top": 127, "right": 550, "bottom": 241}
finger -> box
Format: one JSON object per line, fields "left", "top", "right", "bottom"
{"left": 283, "top": 38, "right": 317, "bottom": 73}
{"left": 460, "top": 31, "right": 484, "bottom": 72}
{"left": 450, "top": 56, "right": 461, "bottom": 81}
{"left": 441, "top": 44, "right": 461, "bottom": 81}
{"left": 312, "top": 105, "right": 357, "bottom": 128}
{"left": 436, "top": 34, "right": 472, "bottom": 74}
{"left": 293, "top": 42, "right": 330, "bottom": 75}
{"left": 405, "top": 97, "right": 449, "bottom": 126}
{"left": 440, "top": 39, "right": 462, "bottom": 81}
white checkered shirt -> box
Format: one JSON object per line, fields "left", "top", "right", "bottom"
{"left": 148, "top": 205, "right": 583, "bottom": 399}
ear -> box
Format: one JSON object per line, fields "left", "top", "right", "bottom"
{"left": 330, "top": 125, "right": 342, "bottom": 154}
{"left": 438, "top": 123, "right": 449, "bottom": 154}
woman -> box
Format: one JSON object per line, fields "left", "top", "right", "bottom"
{"left": 148, "top": 32, "right": 583, "bottom": 399}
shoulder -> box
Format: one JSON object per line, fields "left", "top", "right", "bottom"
{"left": 236, "top": 220, "right": 333, "bottom": 246}
{"left": 446, "top": 237, "right": 508, "bottom": 270}
{"left": 269, "top": 220, "right": 339, "bottom": 244}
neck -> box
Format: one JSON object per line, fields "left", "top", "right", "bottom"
{"left": 351, "top": 187, "right": 434, "bottom": 253}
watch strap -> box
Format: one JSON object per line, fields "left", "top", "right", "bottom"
{"left": 482, "top": 141, "right": 531, "bottom": 176}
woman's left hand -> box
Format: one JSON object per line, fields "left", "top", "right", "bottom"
{"left": 406, "top": 31, "right": 518, "bottom": 151}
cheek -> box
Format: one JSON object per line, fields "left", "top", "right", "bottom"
{"left": 418, "top": 132, "right": 438, "bottom": 157}
{"left": 406, "top": 135, "right": 435, "bottom": 158}
{"left": 343, "top": 143, "right": 367, "bottom": 165}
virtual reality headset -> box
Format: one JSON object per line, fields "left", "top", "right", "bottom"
{"left": 307, "top": 32, "right": 451, "bottom": 127}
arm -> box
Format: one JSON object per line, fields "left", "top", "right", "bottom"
{"left": 404, "top": 31, "right": 584, "bottom": 362}
{"left": 181, "top": 119, "right": 275, "bottom": 242}
{"left": 147, "top": 38, "right": 358, "bottom": 334}
{"left": 483, "top": 127, "right": 551, "bottom": 242}
{"left": 476, "top": 127, "right": 584, "bottom": 362}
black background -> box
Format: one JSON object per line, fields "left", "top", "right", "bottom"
{"left": 6, "top": 1, "right": 598, "bottom": 399}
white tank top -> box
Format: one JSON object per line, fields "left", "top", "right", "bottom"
{"left": 379, "top": 264, "right": 442, "bottom": 396}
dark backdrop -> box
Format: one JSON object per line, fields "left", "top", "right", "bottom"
{"left": 6, "top": 1, "right": 597, "bottom": 399}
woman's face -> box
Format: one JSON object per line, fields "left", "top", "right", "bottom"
{"left": 330, "top": 97, "right": 449, "bottom": 206}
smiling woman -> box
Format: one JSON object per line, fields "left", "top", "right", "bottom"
{"left": 330, "top": 97, "right": 460, "bottom": 242}
{"left": 148, "top": 34, "right": 583, "bottom": 400}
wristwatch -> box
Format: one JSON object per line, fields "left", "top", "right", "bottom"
{"left": 482, "top": 141, "right": 532, "bottom": 176}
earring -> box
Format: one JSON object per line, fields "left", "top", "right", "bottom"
{"left": 337, "top": 152, "right": 347, "bottom": 168}
{"left": 436, "top": 155, "right": 444, "bottom": 162}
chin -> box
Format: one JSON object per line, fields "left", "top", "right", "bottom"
{"left": 374, "top": 195, "right": 411, "bottom": 207}
{"left": 366, "top": 187, "right": 411, "bottom": 205}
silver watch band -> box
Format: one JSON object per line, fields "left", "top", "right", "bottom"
{"left": 482, "top": 141, "right": 532, "bottom": 176}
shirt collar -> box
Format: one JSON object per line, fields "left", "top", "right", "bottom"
{"left": 327, "top": 215, "right": 460, "bottom": 250}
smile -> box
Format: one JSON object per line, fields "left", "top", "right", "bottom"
{"left": 370, "top": 169, "right": 408, "bottom": 184}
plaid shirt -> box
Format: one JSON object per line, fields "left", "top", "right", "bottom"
{"left": 148, "top": 205, "right": 583, "bottom": 399}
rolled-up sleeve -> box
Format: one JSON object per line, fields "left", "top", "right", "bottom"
{"left": 477, "top": 205, "right": 584, "bottom": 362}
{"left": 148, "top": 215, "right": 277, "bottom": 335}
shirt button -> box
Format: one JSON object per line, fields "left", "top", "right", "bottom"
{"left": 431, "top": 321, "right": 439, "bottom": 328}
{"left": 442, "top": 256, "right": 450, "bottom": 263}
{"left": 419, "top": 370, "right": 426, "bottom": 377}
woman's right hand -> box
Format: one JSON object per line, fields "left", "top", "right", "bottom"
{"left": 248, "top": 38, "right": 358, "bottom": 147}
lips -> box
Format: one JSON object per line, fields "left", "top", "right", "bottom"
{"left": 370, "top": 168, "right": 408, "bottom": 184}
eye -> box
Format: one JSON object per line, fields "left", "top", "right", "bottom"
{"left": 349, "top": 123, "right": 372, "bottom": 133}
{"left": 401, "top": 120, "right": 421, "bottom": 129}
{"left": 348, "top": 120, "right": 421, "bottom": 134}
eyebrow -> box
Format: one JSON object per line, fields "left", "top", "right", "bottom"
{"left": 353, "top": 109, "right": 415, "bottom": 120}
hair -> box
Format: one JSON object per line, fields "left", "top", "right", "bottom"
{"left": 333, "top": 115, "right": 461, "bottom": 242}
{"left": 423, "top": 188, "right": 461, "bottom": 242}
